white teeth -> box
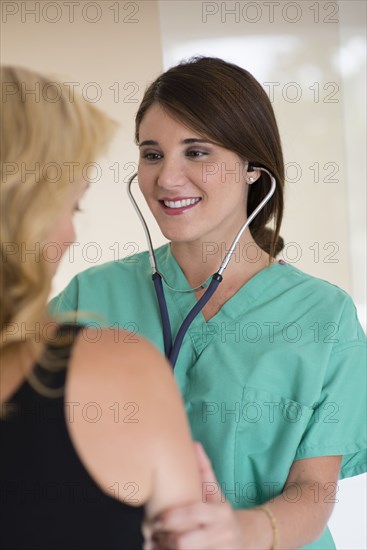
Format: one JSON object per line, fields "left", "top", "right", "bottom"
{"left": 163, "top": 198, "right": 201, "bottom": 209}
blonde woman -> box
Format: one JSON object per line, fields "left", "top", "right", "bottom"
{"left": 0, "top": 66, "right": 201, "bottom": 550}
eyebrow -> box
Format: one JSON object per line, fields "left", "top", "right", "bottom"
{"left": 139, "top": 138, "right": 210, "bottom": 147}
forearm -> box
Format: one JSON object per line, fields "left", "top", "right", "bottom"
{"left": 236, "top": 480, "right": 336, "bottom": 549}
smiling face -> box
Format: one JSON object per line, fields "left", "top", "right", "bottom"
{"left": 137, "top": 104, "right": 251, "bottom": 247}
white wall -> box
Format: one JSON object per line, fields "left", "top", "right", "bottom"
{"left": 1, "top": 0, "right": 164, "bottom": 298}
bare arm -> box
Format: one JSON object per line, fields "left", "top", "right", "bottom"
{"left": 65, "top": 328, "right": 202, "bottom": 519}
{"left": 236, "top": 455, "right": 342, "bottom": 549}
{"left": 153, "top": 451, "right": 342, "bottom": 549}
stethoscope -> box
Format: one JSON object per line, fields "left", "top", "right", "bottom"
{"left": 127, "top": 165, "right": 276, "bottom": 368}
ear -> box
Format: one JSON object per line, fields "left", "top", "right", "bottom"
{"left": 246, "top": 162, "right": 261, "bottom": 185}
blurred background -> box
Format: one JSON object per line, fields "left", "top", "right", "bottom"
{"left": 2, "top": 1, "right": 366, "bottom": 547}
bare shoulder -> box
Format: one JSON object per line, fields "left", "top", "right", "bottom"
{"left": 64, "top": 328, "right": 197, "bottom": 512}
{"left": 72, "top": 327, "right": 171, "bottom": 377}
{"left": 69, "top": 327, "right": 178, "bottom": 406}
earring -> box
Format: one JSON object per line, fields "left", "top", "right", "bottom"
{"left": 248, "top": 177, "right": 255, "bottom": 184}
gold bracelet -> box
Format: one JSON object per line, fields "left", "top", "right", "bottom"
{"left": 259, "top": 504, "right": 279, "bottom": 550}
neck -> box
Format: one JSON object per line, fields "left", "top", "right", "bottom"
{"left": 170, "top": 231, "right": 271, "bottom": 289}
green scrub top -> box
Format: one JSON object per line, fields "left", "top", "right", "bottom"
{"left": 49, "top": 244, "right": 367, "bottom": 549}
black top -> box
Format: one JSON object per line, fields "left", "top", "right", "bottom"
{"left": 0, "top": 324, "right": 144, "bottom": 550}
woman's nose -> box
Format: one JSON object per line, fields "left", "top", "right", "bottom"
{"left": 157, "top": 157, "right": 186, "bottom": 190}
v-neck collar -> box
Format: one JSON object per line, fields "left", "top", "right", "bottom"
{"left": 155, "top": 243, "right": 288, "bottom": 328}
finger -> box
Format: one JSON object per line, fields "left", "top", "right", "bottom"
{"left": 152, "top": 530, "right": 178, "bottom": 550}
{"left": 153, "top": 502, "right": 226, "bottom": 532}
{"left": 173, "top": 517, "right": 239, "bottom": 550}
{"left": 173, "top": 508, "right": 243, "bottom": 550}
{"left": 194, "top": 442, "right": 213, "bottom": 477}
{"left": 175, "top": 528, "right": 225, "bottom": 550}
{"left": 194, "top": 442, "right": 224, "bottom": 504}
{"left": 142, "top": 520, "right": 154, "bottom": 550}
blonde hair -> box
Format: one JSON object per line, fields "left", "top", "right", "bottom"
{"left": 0, "top": 66, "right": 118, "bottom": 358}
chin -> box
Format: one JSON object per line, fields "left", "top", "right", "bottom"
{"left": 160, "top": 227, "right": 197, "bottom": 243}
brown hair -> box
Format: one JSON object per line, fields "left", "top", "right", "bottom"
{"left": 135, "top": 56, "right": 284, "bottom": 258}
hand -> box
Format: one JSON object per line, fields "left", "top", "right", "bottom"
{"left": 151, "top": 443, "right": 246, "bottom": 550}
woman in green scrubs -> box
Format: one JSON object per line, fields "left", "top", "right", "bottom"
{"left": 50, "top": 57, "right": 366, "bottom": 549}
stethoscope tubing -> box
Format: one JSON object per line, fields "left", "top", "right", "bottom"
{"left": 168, "top": 273, "right": 222, "bottom": 366}
{"left": 152, "top": 273, "right": 172, "bottom": 356}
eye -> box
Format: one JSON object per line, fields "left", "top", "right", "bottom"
{"left": 142, "top": 152, "right": 163, "bottom": 161}
{"left": 186, "top": 149, "right": 208, "bottom": 158}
